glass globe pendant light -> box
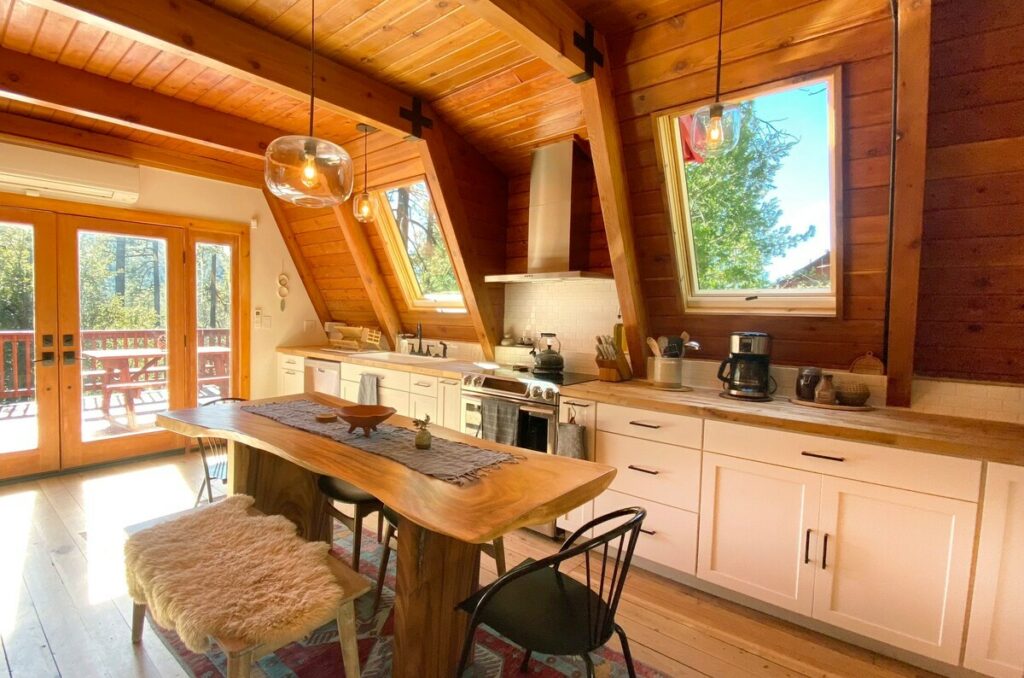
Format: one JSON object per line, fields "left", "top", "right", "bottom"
{"left": 691, "top": 0, "right": 739, "bottom": 158}
{"left": 264, "top": 0, "right": 353, "bottom": 208}
{"left": 352, "top": 123, "right": 375, "bottom": 223}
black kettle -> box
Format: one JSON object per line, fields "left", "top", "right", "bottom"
{"left": 530, "top": 333, "right": 564, "bottom": 373}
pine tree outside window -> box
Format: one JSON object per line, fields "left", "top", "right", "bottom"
{"left": 375, "top": 179, "right": 464, "bottom": 310}
{"left": 654, "top": 68, "right": 843, "bottom": 315}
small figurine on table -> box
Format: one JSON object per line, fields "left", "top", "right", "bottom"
{"left": 413, "top": 414, "right": 432, "bottom": 450}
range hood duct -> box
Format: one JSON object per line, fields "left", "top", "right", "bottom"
{"left": 485, "top": 139, "right": 610, "bottom": 283}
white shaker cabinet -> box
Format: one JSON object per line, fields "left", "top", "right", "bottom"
{"left": 698, "top": 452, "right": 822, "bottom": 616}
{"left": 556, "top": 398, "right": 597, "bottom": 534}
{"left": 813, "top": 477, "right": 976, "bottom": 664}
{"left": 965, "top": 463, "right": 1024, "bottom": 677}
{"left": 438, "top": 378, "right": 463, "bottom": 431}
{"left": 409, "top": 392, "right": 438, "bottom": 423}
{"left": 277, "top": 353, "right": 306, "bottom": 395}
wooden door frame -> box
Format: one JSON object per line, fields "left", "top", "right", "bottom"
{"left": 0, "top": 206, "right": 61, "bottom": 479}
{"left": 185, "top": 228, "right": 251, "bottom": 402}
{"left": 57, "top": 214, "right": 188, "bottom": 468}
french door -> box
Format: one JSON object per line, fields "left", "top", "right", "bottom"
{"left": 0, "top": 207, "right": 61, "bottom": 478}
{"left": 0, "top": 207, "right": 246, "bottom": 480}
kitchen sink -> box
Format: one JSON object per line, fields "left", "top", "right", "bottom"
{"left": 355, "top": 351, "right": 454, "bottom": 365}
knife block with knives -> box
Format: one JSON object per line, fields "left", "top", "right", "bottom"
{"left": 595, "top": 325, "right": 632, "bottom": 382}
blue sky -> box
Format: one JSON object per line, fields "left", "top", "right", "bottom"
{"left": 751, "top": 80, "right": 833, "bottom": 281}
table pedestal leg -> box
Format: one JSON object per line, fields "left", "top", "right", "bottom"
{"left": 394, "top": 518, "right": 480, "bottom": 678}
{"left": 226, "top": 441, "right": 329, "bottom": 543}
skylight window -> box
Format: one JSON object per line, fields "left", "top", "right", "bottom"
{"left": 376, "top": 180, "right": 463, "bottom": 310}
{"left": 655, "top": 68, "right": 842, "bottom": 315}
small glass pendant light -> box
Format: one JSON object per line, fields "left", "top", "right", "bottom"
{"left": 691, "top": 0, "right": 739, "bottom": 158}
{"left": 264, "top": 0, "right": 352, "bottom": 208}
{"left": 352, "top": 123, "right": 374, "bottom": 223}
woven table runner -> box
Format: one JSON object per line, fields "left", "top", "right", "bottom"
{"left": 241, "top": 399, "right": 517, "bottom": 485}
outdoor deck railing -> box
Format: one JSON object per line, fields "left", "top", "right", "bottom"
{"left": 0, "top": 328, "right": 231, "bottom": 400}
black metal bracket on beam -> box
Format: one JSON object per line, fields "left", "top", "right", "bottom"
{"left": 399, "top": 96, "right": 433, "bottom": 140}
{"left": 570, "top": 20, "right": 604, "bottom": 83}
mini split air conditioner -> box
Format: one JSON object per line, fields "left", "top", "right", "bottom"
{"left": 0, "top": 141, "right": 140, "bottom": 205}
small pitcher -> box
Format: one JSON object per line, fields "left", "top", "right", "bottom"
{"left": 814, "top": 374, "right": 836, "bottom": 405}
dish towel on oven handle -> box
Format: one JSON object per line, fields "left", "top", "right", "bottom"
{"left": 480, "top": 397, "right": 520, "bottom": 446}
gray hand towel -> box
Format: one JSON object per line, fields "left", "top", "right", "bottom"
{"left": 480, "top": 397, "right": 520, "bottom": 446}
{"left": 357, "top": 373, "right": 379, "bottom": 405}
{"left": 557, "top": 423, "right": 586, "bottom": 460}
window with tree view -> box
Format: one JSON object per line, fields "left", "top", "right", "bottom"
{"left": 657, "top": 70, "right": 841, "bottom": 315}
{"left": 378, "top": 180, "right": 462, "bottom": 309}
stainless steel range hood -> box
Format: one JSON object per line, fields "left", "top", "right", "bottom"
{"left": 486, "top": 139, "right": 611, "bottom": 283}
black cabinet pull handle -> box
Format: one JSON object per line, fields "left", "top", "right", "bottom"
{"left": 627, "top": 464, "right": 660, "bottom": 475}
{"left": 801, "top": 451, "right": 846, "bottom": 463}
{"left": 804, "top": 528, "right": 812, "bottom": 564}
{"left": 822, "top": 534, "right": 830, "bottom": 569}
{"left": 629, "top": 421, "right": 661, "bottom": 429}
{"left": 639, "top": 528, "right": 657, "bottom": 536}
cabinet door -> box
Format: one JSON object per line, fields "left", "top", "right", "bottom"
{"left": 378, "top": 387, "right": 409, "bottom": 417}
{"left": 697, "top": 452, "right": 821, "bottom": 615}
{"left": 558, "top": 499, "right": 594, "bottom": 537}
{"left": 813, "top": 477, "right": 976, "bottom": 663}
{"left": 341, "top": 380, "right": 358, "bottom": 403}
{"left": 409, "top": 393, "right": 437, "bottom": 423}
{"left": 964, "top": 463, "right": 1024, "bottom": 678}
{"left": 439, "top": 379, "right": 462, "bottom": 431}
{"left": 278, "top": 368, "right": 305, "bottom": 395}
{"left": 595, "top": 489, "right": 698, "bottom": 575}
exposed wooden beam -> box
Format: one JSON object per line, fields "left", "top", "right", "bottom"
{"left": 463, "top": 0, "right": 650, "bottom": 375}
{"left": 263, "top": 190, "right": 332, "bottom": 327}
{"left": 331, "top": 205, "right": 402, "bottom": 350}
{"left": 419, "top": 120, "right": 505, "bottom": 361}
{"left": 0, "top": 112, "right": 263, "bottom": 186}
{"left": 886, "top": 0, "right": 932, "bottom": 407}
{"left": 32, "top": 0, "right": 424, "bottom": 138}
{"left": 0, "top": 47, "right": 282, "bottom": 158}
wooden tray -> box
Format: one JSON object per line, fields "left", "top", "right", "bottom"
{"left": 645, "top": 381, "right": 693, "bottom": 392}
{"left": 789, "top": 397, "right": 874, "bottom": 412}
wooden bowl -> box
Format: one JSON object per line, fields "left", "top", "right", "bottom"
{"left": 337, "top": 405, "right": 396, "bottom": 437}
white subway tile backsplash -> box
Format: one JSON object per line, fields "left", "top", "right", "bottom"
{"left": 910, "top": 377, "right": 1024, "bottom": 424}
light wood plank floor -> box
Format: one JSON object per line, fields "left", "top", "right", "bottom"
{"left": 0, "top": 453, "right": 941, "bottom": 678}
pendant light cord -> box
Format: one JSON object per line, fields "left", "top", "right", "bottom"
{"left": 308, "top": 0, "right": 316, "bottom": 137}
{"left": 363, "top": 128, "right": 368, "bottom": 190}
{"left": 714, "top": 0, "right": 724, "bottom": 102}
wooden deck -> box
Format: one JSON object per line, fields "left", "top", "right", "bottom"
{"left": 0, "top": 454, "right": 938, "bottom": 678}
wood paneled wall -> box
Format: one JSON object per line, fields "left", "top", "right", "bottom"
{"left": 594, "top": 0, "right": 894, "bottom": 368}
{"left": 916, "top": 0, "right": 1024, "bottom": 384}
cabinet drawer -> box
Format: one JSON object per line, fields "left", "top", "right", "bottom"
{"left": 596, "top": 403, "right": 702, "bottom": 449}
{"left": 277, "top": 352, "right": 303, "bottom": 371}
{"left": 341, "top": 363, "right": 411, "bottom": 392}
{"left": 594, "top": 490, "right": 697, "bottom": 575}
{"left": 704, "top": 421, "right": 981, "bottom": 501}
{"left": 409, "top": 374, "right": 438, "bottom": 398}
{"left": 595, "top": 431, "right": 700, "bottom": 512}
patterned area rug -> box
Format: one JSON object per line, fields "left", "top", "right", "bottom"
{"left": 149, "top": 528, "right": 669, "bottom": 677}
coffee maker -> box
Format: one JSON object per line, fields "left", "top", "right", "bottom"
{"left": 717, "top": 332, "right": 776, "bottom": 400}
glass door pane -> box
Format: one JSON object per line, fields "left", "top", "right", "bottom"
{"left": 78, "top": 231, "right": 169, "bottom": 439}
{"left": 0, "top": 209, "right": 59, "bottom": 480}
{"left": 195, "top": 242, "right": 232, "bottom": 403}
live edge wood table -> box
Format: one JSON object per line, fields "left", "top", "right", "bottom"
{"left": 157, "top": 393, "right": 615, "bottom": 678}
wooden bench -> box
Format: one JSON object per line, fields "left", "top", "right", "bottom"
{"left": 127, "top": 507, "right": 369, "bottom": 678}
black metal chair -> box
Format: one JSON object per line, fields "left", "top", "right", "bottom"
{"left": 455, "top": 507, "right": 646, "bottom": 678}
{"left": 372, "top": 506, "right": 507, "bottom": 613}
{"left": 194, "top": 397, "right": 247, "bottom": 507}
{"left": 318, "top": 475, "right": 385, "bottom": 571}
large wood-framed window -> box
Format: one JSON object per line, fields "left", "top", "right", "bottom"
{"left": 373, "top": 179, "right": 464, "bottom": 311}
{"left": 654, "top": 67, "right": 844, "bottom": 316}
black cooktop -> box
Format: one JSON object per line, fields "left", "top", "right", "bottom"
{"left": 480, "top": 364, "right": 597, "bottom": 387}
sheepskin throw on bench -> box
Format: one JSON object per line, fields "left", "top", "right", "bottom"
{"left": 124, "top": 494, "right": 344, "bottom": 653}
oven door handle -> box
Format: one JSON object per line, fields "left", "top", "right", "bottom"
{"left": 520, "top": 405, "right": 556, "bottom": 417}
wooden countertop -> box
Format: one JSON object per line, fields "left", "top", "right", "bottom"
{"left": 277, "top": 345, "right": 480, "bottom": 380}
{"left": 157, "top": 393, "right": 615, "bottom": 544}
{"left": 561, "top": 381, "right": 1024, "bottom": 466}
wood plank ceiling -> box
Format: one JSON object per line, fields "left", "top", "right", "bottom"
{"left": 0, "top": 0, "right": 587, "bottom": 344}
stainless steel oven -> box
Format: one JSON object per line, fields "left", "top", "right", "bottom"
{"left": 460, "top": 392, "right": 557, "bottom": 455}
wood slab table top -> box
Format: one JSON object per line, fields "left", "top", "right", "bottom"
{"left": 561, "top": 381, "right": 1024, "bottom": 466}
{"left": 156, "top": 393, "right": 615, "bottom": 544}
